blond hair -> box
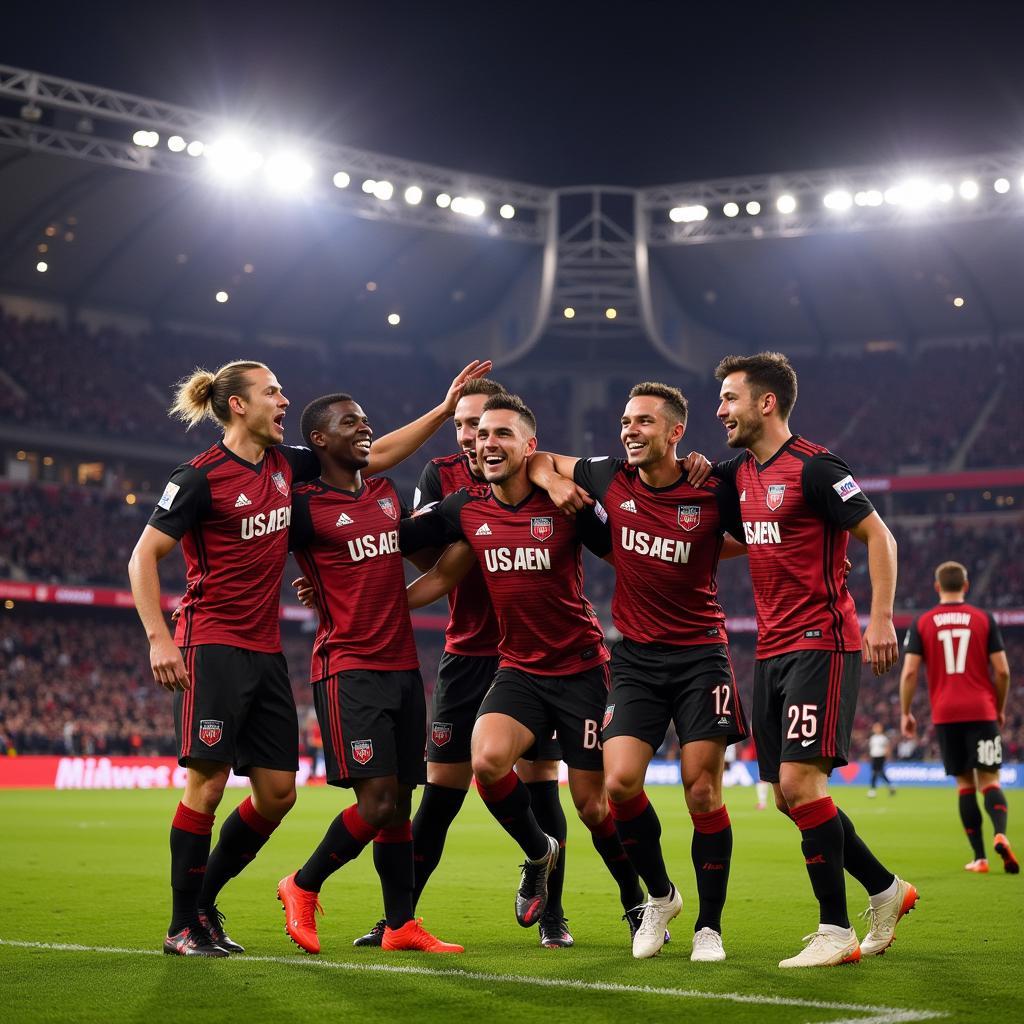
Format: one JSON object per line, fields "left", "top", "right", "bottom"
{"left": 169, "top": 360, "right": 269, "bottom": 430}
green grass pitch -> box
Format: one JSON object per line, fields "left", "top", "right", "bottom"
{"left": 1, "top": 784, "right": 1021, "bottom": 1024}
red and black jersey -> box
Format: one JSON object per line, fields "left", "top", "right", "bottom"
{"left": 715, "top": 436, "right": 874, "bottom": 659}
{"left": 290, "top": 476, "right": 419, "bottom": 682}
{"left": 149, "top": 442, "right": 319, "bottom": 653}
{"left": 414, "top": 453, "right": 500, "bottom": 656}
{"left": 404, "top": 487, "right": 611, "bottom": 676}
{"left": 574, "top": 457, "right": 741, "bottom": 646}
{"left": 905, "top": 602, "right": 1004, "bottom": 724}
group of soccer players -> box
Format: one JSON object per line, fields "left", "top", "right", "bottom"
{"left": 128, "top": 348, "right": 1014, "bottom": 968}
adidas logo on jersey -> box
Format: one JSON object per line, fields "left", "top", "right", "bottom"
{"left": 475, "top": 523, "right": 492, "bottom": 536}
{"left": 739, "top": 490, "right": 747, "bottom": 502}
{"left": 619, "top": 499, "right": 637, "bottom": 513}
{"left": 234, "top": 493, "right": 252, "bottom": 508}
{"left": 336, "top": 513, "right": 354, "bottom": 527}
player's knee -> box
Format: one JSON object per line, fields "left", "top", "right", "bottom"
{"left": 265, "top": 785, "right": 297, "bottom": 819}
{"left": 471, "top": 749, "right": 508, "bottom": 786}
{"left": 357, "top": 788, "right": 399, "bottom": 829}
{"left": 604, "top": 770, "right": 643, "bottom": 804}
{"left": 684, "top": 777, "right": 719, "bottom": 814}
{"left": 574, "top": 794, "right": 607, "bottom": 829}
{"left": 774, "top": 794, "right": 792, "bottom": 818}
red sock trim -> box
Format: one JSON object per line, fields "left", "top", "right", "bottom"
{"left": 691, "top": 805, "right": 731, "bottom": 834}
{"left": 588, "top": 813, "right": 617, "bottom": 838}
{"left": 478, "top": 770, "right": 520, "bottom": 804}
{"left": 172, "top": 801, "right": 214, "bottom": 836}
{"left": 374, "top": 820, "right": 413, "bottom": 844}
{"left": 238, "top": 796, "right": 278, "bottom": 838}
{"left": 341, "top": 804, "right": 378, "bottom": 845}
{"left": 609, "top": 791, "right": 650, "bottom": 822}
{"left": 981, "top": 784, "right": 1001, "bottom": 794}
{"left": 790, "top": 796, "right": 837, "bottom": 831}
{"left": 959, "top": 787, "right": 977, "bottom": 796}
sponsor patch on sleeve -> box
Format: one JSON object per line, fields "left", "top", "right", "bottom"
{"left": 593, "top": 500, "right": 608, "bottom": 524}
{"left": 157, "top": 481, "right": 180, "bottom": 510}
{"left": 832, "top": 474, "right": 862, "bottom": 502}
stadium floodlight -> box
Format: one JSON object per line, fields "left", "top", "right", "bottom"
{"left": 994, "top": 177, "right": 1011, "bottom": 193}
{"left": 669, "top": 205, "right": 709, "bottom": 223}
{"left": 186, "top": 140, "right": 204, "bottom": 157}
{"left": 451, "top": 196, "right": 485, "bottom": 217}
{"left": 387, "top": 313, "right": 401, "bottom": 326}
{"left": 959, "top": 179, "right": 979, "bottom": 200}
{"left": 332, "top": 171, "right": 351, "bottom": 189}
{"left": 404, "top": 185, "right": 423, "bottom": 205}
{"left": 605, "top": 307, "right": 617, "bottom": 319}
{"left": 563, "top": 306, "right": 575, "bottom": 319}
{"left": 934, "top": 183, "right": 954, "bottom": 202}
{"left": 132, "top": 129, "right": 159, "bottom": 148}
{"left": 361, "top": 178, "right": 377, "bottom": 194}
{"left": 745, "top": 200, "right": 761, "bottom": 215}
{"left": 499, "top": 204, "right": 515, "bottom": 219}
{"left": 776, "top": 194, "right": 797, "bottom": 214}
{"left": 436, "top": 192, "right": 452, "bottom": 208}
{"left": 264, "top": 151, "right": 314, "bottom": 194}
{"left": 723, "top": 202, "right": 739, "bottom": 217}
{"left": 215, "top": 290, "right": 229, "bottom": 303}
{"left": 167, "top": 135, "right": 186, "bottom": 153}
{"left": 373, "top": 180, "right": 394, "bottom": 201}
{"left": 886, "top": 178, "right": 932, "bottom": 208}
{"left": 823, "top": 190, "right": 852, "bottom": 211}
{"left": 205, "top": 137, "right": 262, "bottom": 183}
{"left": 35, "top": 261, "right": 48, "bottom": 273}
{"left": 953, "top": 296, "right": 965, "bottom": 307}
{"left": 854, "top": 189, "right": 884, "bottom": 207}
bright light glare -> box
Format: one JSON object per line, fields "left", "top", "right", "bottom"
{"left": 404, "top": 185, "right": 423, "bottom": 205}
{"left": 451, "top": 196, "right": 485, "bottom": 217}
{"left": 669, "top": 205, "right": 708, "bottom": 223}
{"left": 264, "top": 151, "right": 314, "bottom": 194}
{"left": 387, "top": 313, "right": 401, "bottom": 326}
{"left": 333, "top": 171, "right": 351, "bottom": 189}
{"left": 563, "top": 307, "right": 575, "bottom": 319}
{"left": 361, "top": 179, "right": 377, "bottom": 194}
{"left": 886, "top": 179, "right": 933, "bottom": 208}
{"left": 776, "top": 194, "right": 797, "bottom": 214}
{"left": 823, "top": 190, "right": 852, "bottom": 211}
{"left": 934, "top": 183, "right": 954, "bottom": 202}
{"left": 854, "top": 189, "right": 884, "bottom": 207}
{"left": 132, "top": 129, "right": 159, "bottom": 147}
{"left": 994, "top": 177, "right": 1011, "bottom": 194}
{"left": 499, "top": 204, "right": 515, "bottom": 219}
{"left": 373, "top": 180, "right": 394, "bottom": 201}
{"left": 959, "top": 179, "right": 979, "bottom": 200}
{"left": 186, "top": 140, "right": 204, "bottom": 157}
{"left": 205, "top": 138, "right": 262, "bottom": 182}
{"left": 35, "top": 261, "right": 48, "bottom": 273}
{"left": 436, "top": 192, "right": 452, "bottom": 208}
{"left": 605, "top": 307, "right": 617, "bottom": 320}
{"left": 953, "top": 296, "right": 965, "bottom": 308}
{"left": 215, "top": 291, "right": 229, "bottom": 303}
{"left": 167, "top": 135, "right": 186, "bottom": 153}
{"left": 745, "top": 200, "right": 761, "bottom": 215}
{"left": 723, "top": 202, "right": 739, "bottom": 217}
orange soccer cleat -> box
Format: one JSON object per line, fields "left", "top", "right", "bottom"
{"left": 382, "top": 918, "right": 465, "bottom": 953}
{"left": 277, "top": 872, "right": 324, "bottom": 954}
{"left": 993, "top": 835, "right": 1020, "bottom": 875}
{"left": 965, "top": 858, "right": 990, "bottom": 873}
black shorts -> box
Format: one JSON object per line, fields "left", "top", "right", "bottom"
{"left": 935, "top": 720, "right": 1003, "bottom": 777}
{"left": 603, "top": 639, "right": 747, "bottom": 751}
{"left": 752, "top": 650, "right": 860, "bottom": 783}
{"left": 314, "top": 669, "right": 427, "bottom": 789}
{"left": 428, "top": 652, "right": 562, "bottom": 764}
{"left": 175, "top": 645, "right": 298, "bottom": 774}
{"left": 477, "top": 664, "right": 610, "bottom": 772}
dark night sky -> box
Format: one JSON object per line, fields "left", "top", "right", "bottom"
{"left": 4, "top": 0, "right": 1024, "bottom": 187}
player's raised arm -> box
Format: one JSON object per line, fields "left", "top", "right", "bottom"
{"left": 849, "top": 511, "right": 899, "bottom": 676}
{"left": 128, "top": 525, "right": 190, "bottom": 692}
{"left": 527, "top": 451, "right": 593, "bottom": 515}
{"left": 407, "top": 542, "right": 477, "bottom": 609}
{"left": 365, "top": 359, "right": 493, "bottom": 475}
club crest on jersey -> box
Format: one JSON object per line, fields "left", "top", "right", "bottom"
{"left": 530, "top": 516, "right": 554, "bottom": 542}
{"left": 431, "top": 722, "right": 453, "bottom": 747}
{"left": 272, "top": 471, "right": 289, "bottom": 497}
{"left": 677, "top": 505, "right": 700, "bottom": 531}
{"left": 766, "top": 484, "right": 786, "bottom": 511}
{"left": 351, "top": 739, "right": 374, "bottom": 765}
{"left": 377, "top": 497, "right": 398, "bottom": 521}
{"left": 199, "top": 720, "right": 223, "bottom": 747}
{"left": 602, "top": 704, "right": 615, "bottom": 730}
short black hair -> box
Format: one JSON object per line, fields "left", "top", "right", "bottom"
{"left": 300, "top": 392, "right": 354, "bottom": 448}
{"left": 627, "top": 381, "right": 689, "bottom": 426}
{"left": 481, "top": 392, "right": 537, "bottom": 435}
{"left": 714, "top": 351, "right": 798, "bottom": 420}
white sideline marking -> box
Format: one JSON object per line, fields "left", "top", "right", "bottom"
{"left": 0, "top": 939, "right": 944, "bottom": 1024}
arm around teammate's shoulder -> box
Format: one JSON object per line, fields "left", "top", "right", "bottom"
{"left": 528, "top": 451, "right": 592, "bottom": 516}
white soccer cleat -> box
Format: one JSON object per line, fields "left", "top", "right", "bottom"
{"left": 859, "top": 877, "right": 919, "bottom": 956}
{"left": 964, "top": 858, "right": 989, "bottom": 873}
{"left": 779, "top": 928, "right": 860, "bottom": 968}
{"left": 632, "top": 885, "right": 683, "bottom": 959}
{"left": 866, "top": 789, "right": 877, "bottom": 798}
{"left": 690, "top": 927, "right": 726, "bottom": 962}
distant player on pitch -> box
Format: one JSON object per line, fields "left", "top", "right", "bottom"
{"left": 900, "top": 560, "right": 1016, "bottom": 874}
{"left": 866, "top": 723, "right": 895, "bottom": 798}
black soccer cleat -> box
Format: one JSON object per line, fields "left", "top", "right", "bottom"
{"left": 516, "top": 834, "right": 560, "bottom": 927}
{"left": 163, "top": 923, "right": 229, "bottom": 957}
{"left": 622, "top": 905, "right": 670, "bottom": 946}
{"left": 353, "top": 918, "right": 387, "bottom": 947}
{"left": 539, "top": 913, "right": 574, "bottom": 948}
{"left": 198, "top": 905, "right": 244, "bottom": 954}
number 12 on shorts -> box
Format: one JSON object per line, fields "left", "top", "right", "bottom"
{"left": 786, "top": 703, "right": 818, "bottom": 741}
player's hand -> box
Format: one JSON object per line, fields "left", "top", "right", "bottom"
{"left": 546, "top": 476, "right": 594, "bottom": 516}
{"left": 901, "top": 712, "right": 917, "bottom": 739}
{"left": 682, "top": 451, "right": 712, "bottom": 487}
{"left": 170, "top": 602, "right": 183, "bottom": 623}
{"left": 291, "top": 576, "right": 316, "bottom": 609}
{"left": 863, "top": 615, "right": 899, "bottom": 676}
{"left": 842, "top": 557, "right": 852, "bottom": 578}
{"left": 441, "top": 360, "right": 494, "bottom": 415}
{"left": 150, "top": 636, "right": 189, "bottom": 692}
{"left": 997, "top": 709, "right": 1006, "bottom": 730}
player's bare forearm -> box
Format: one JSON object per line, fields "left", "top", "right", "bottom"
{"left": 404, "top": 547, "right": 442, "bottom": 573}
{"left": 406, "top": 542, "right": 475, "bottom": 609}
{"left": 991, "top": 652, "right": 1011, "bottom": 714}
{"left": 899, "top": 656, "right": 920, "bottom": 716}
{"left": 720, "top": 535, "right": 747, "bottom": 560}
{"left": 528, "top": 451, "right": 591, "bottom": 515}
{"left": 851, "top": 513, "right": 898, "bottom": 674}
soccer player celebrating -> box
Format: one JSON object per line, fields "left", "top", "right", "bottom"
{"left": 401, "top": 394, "right": 645, "bottom": 939}
{"left": 276, "top": 394, "right": 463, "bottom": 954}
{"left": 714, "top": 352, "right": 917, "bottom": 969}
{"left": 128, "top": 357, "right": 489, "bottom": 956}
{"left": 350, "top": 378, "right": 573, "bottom": 949}
{"left": 900, "top": 560, "right": 1016, "bottom": 874}
{"left": 526, "top": 382, "right": 746, "bottom": 962}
